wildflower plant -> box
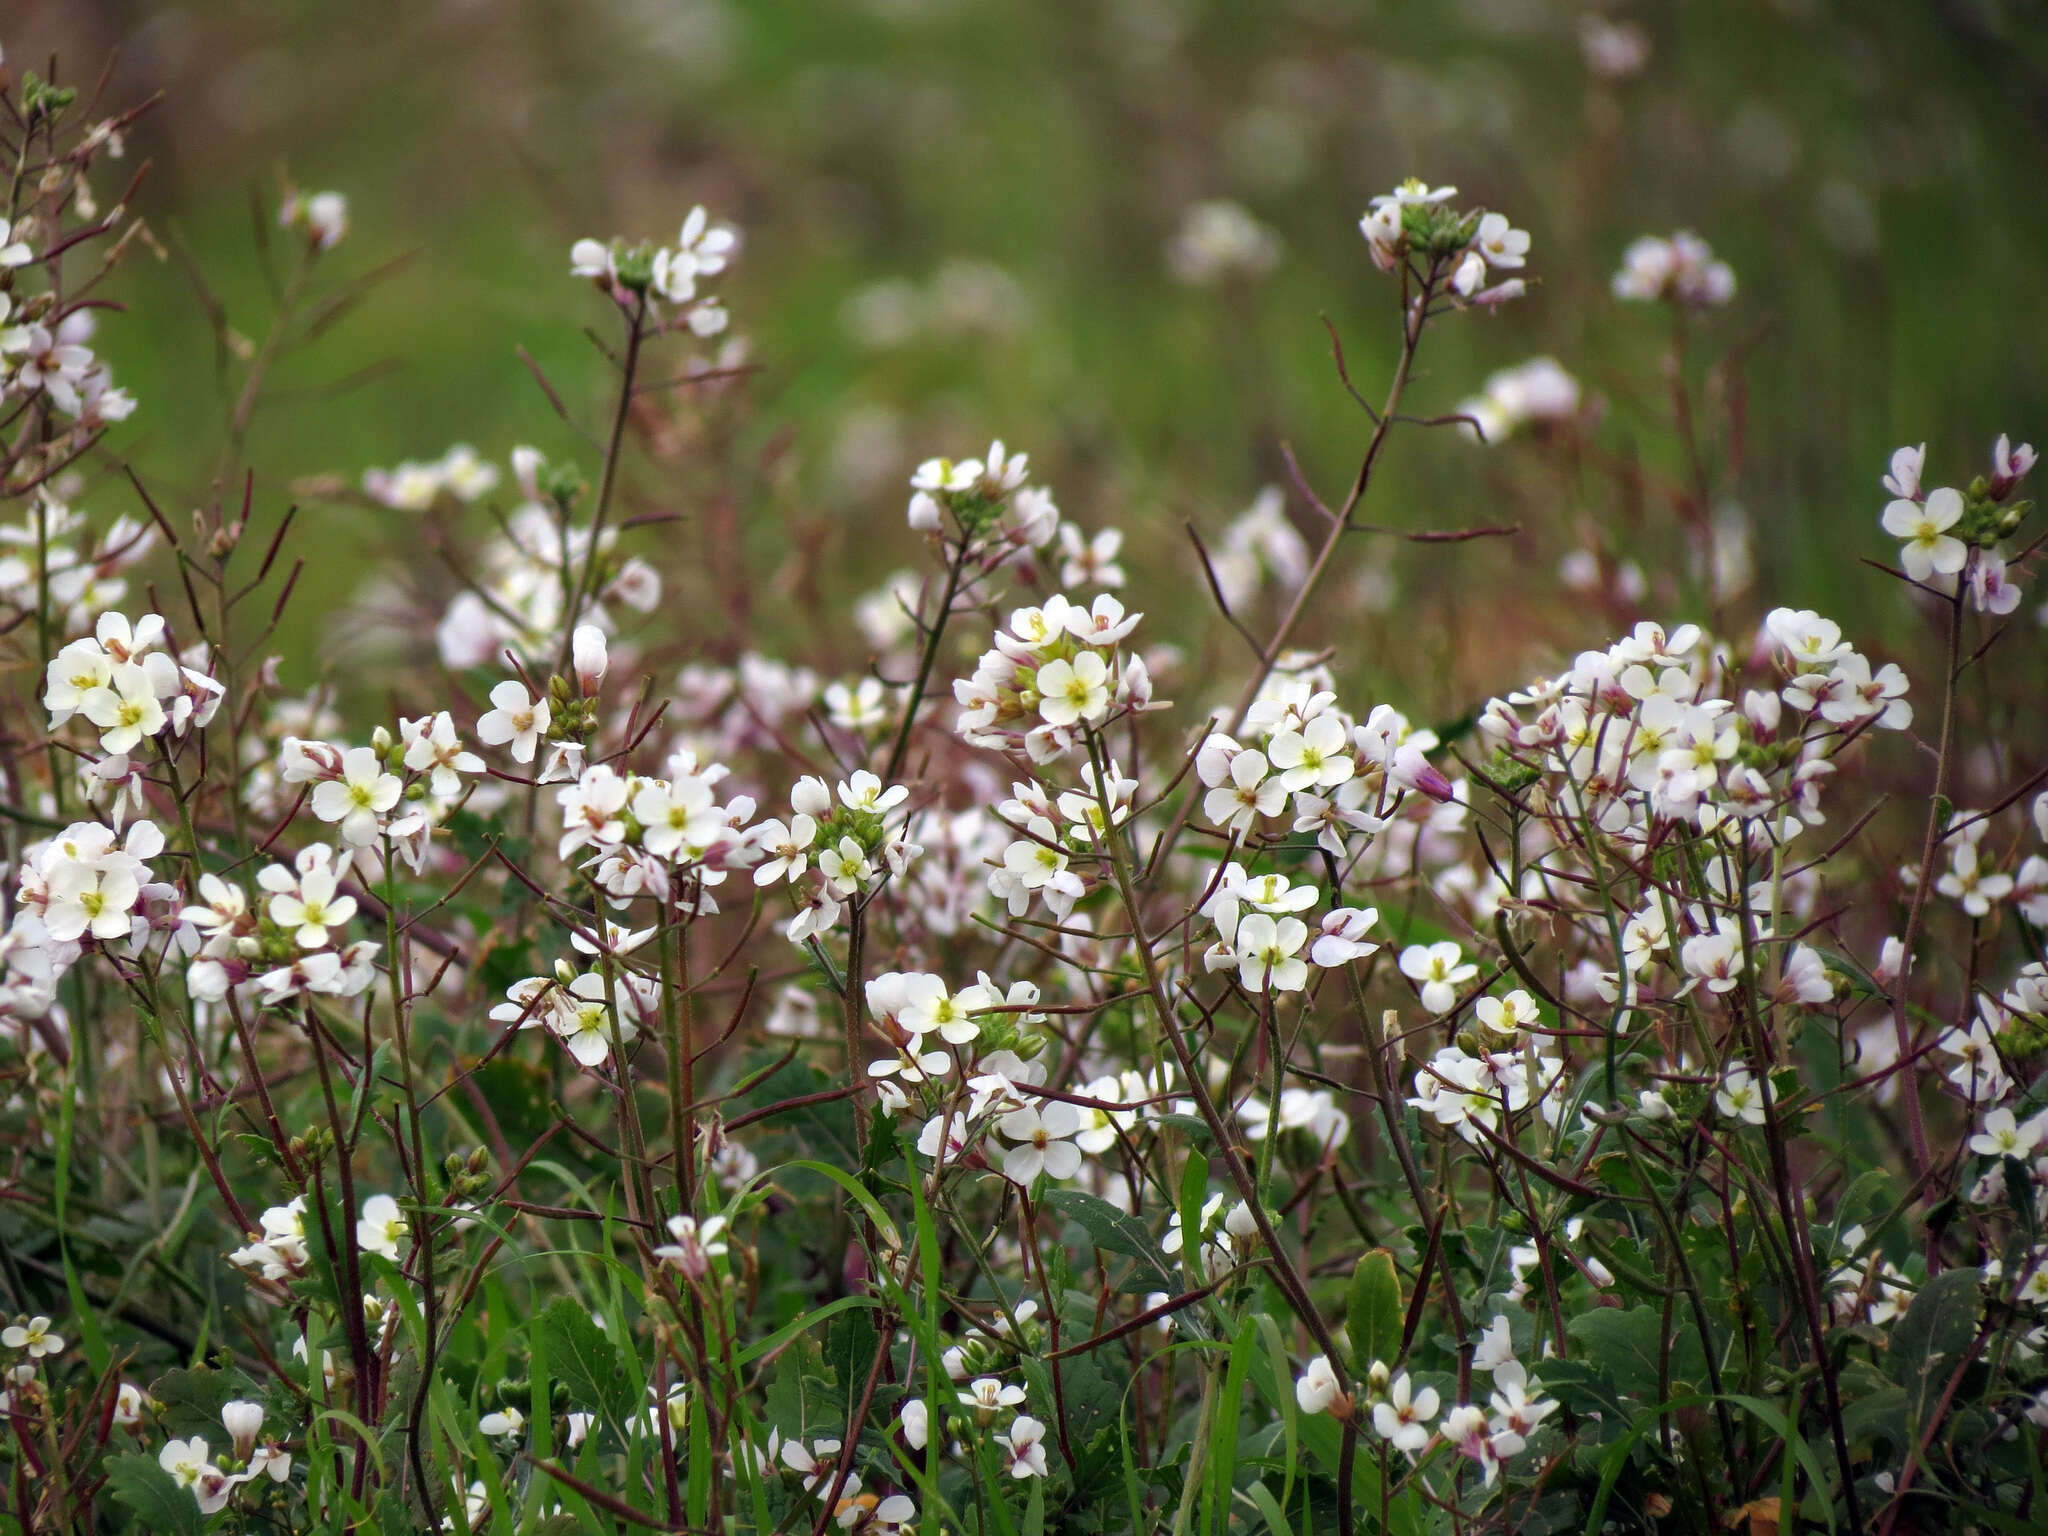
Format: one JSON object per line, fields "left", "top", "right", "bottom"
{"left": 1, "top": 46, "right": 2046, "bottom": 1536}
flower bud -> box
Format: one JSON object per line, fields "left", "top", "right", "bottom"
{"left": 221, "top": 1399, "right": 264, "bottom": 1458}
{"left": 572, "top": 626, "right": 609, "bottom": 694}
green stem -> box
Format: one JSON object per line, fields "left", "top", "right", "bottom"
{"left": 883, "top": 538, "right": 967, "bottom": 784}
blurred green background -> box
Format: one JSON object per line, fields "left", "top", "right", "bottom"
{"left": 12, "top": 0, "right": 2048, "bottom": 713}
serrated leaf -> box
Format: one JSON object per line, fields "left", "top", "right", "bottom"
{"left": 1839, "top": 1385, "right": 1910, "bottom": 1456}
{"left": 146, "top": 1365, "right": 234, "bottom": 1441}
{"left": 1346, "top": 1248, "right": 1403, "bottom": 1375}
{"left": 103, "top": 1453, "right": 204, "bottom": 1536}
{"left": 1152, "top": 1112, "right": 1214, "bottom": 1145}
{"left": 535, "top": 1296, "right": 630, "bottom": 1421}
{"left": 1565, "top": 1304, "right": 1704, "bottom": 1400}
{"left": 1888, "top": 1267, "right": 1981, "bottom": 1426}
{"left": 1045, "top": 1188, "right": 1175, "bottom": 1293}
{"left": 824, "top": 1307, "right": 880, "bottom": 1421}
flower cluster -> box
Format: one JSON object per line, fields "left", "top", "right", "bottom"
{"left": 954, "top": 592, "right": 1152, "bottom": 762}
{"left": 361, "top": 441, "right": 501, "bottom": 510}
{"left": 1358, "top": 179, "right": 1531, "bottom": 303}
{"left": 1611, "top": 230, "right": 1736, "bottom": 307}
{"left": 181, "top": 843, "right": 381, "bottom": 1007}
{"left": 1196, "top": 667, "right": 1448, "bottom": 857}
{"left": 754, "top": 770, "right": 914, "bottom": 943}
{"left": 44, "top": 610, "right": 223, "bottom": 758}
{"left": 1164, "top": 199, "right": 1283, "bottom": 286}
{"left": 5, "top": 88, "right": 2046, "bottom": 1536}
{"left": 1878, "top": 435, "right": 2035, "bottom": 610}
{"left": 1456, "top": 356, "right": 1582, "bottom": 444}
{"left": 571, "top": 205, "right": 738, "bottom": 335}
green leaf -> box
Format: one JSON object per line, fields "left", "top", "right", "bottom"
{"left": 103, "top": 1452, "right": 205, "bottom": 1536}
{"left": 1565, "top": 1305, "right": 1706, "bottom": 1400}
{"left": 1345, "top": 1249, "right": 1403, "bottom": 1374}
{"left": 824, "top": 1306, "right": 881, "bottom": 1421}
{"left": 1178, "top": 1152, "right": 1211, "bottom": 1286}
{"left": 535, "top": 1295, "right": 631, "bottom": 1422}
{"left": 1888, "top": 1266, "right": 1981, "bottom": 1426}
{"left": 147, "top": 1365, "right": 234, "bottom": 1441}
{"left": 1044, "top": 1188, "right": 1175, "bottom": 1294}
{"left": 1840, "top": 1385, "right": 1910, "bottom": 1456}
{"left": 1153, "top": 1112, "right": 1215, "bottom": 1145}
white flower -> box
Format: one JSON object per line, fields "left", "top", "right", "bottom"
{"left": 1715, "top": 1061, "right": 1770, "bottom": 1126}
{"left": 78, "top": 664, "right": 166, "bottom": 754}
{"left": 837, "top": 769, "right": 908, "bottom": 816}
{"left": 1473, "top": 212, "right": 1530, "bottom": 269}
{"left": 356, "top": 1193, "right": 407, "bottom": 1260}
{"left": 1970, "top": 1107, "right": 2047, "bottom": 1160}
{"left": 41, "top": 859, "right": 142, "bottom": 943}
{"left": 1372, "top": 180, "right": 1456, "bottom": 209}
{"left": 1471, "top": 1315, "right": 1517, "bottom": 1375}
{"left": 2, "top": 1316, "right": 63, "bottom": 1358}
{"left": 1033, "top": 652, "right": 1111, "bottom": 726}
{"left": 0, "top": 218, "right": 31, "bottom": 267}
{"left": 1764, "top": 607, "right": 1851, "bottom": 668}
{"left": 916, "top": 1111, "right": 974, "bottom": 1167}
{"left": 553, "top": 973, "right": 636, "bottom": 1067}
{"left": 995, "top": 1414, "right": 1049, "bottom": 1478}
{"left": 286, "top": 189, "right": 348, "bottom": 250}
{"left": 477, "top": 680, "right": 550, "bottom": 764}
{"left": 1295, "top": 1355, "right": 1341, "bottom": 1414}
{"left": 44, "top": 637, "right": 115, "bottom": 728}
{"left": 1881, "top": 486, "right": 1968, "bottom": 582}
{"left": 309, "top": 745, "right": 403, "bottom": 846}
{"left": 1473, "top": 989, "right": 1541, "bottom": 1037}
{"left": 780, "top": 1435, "right": 844, "bottom": 1493}
{"left": 634, "top": 777, "right": 723, "bottom": 861}
{"left": 900, "top": 1399, "right": 930, "bottom": 1450}
{"left": 1310, "top": 907, "right": 1380, "bottom": 968}
{"left": 159, "top": 1435, "right": 239, "bottom": 1513}
{"left": 751, "top": 816, "right": 818, "bottom": 886}
{"left": 400, "top": 712, "right": 484, "bottom": 797}
{"left": 570, "top": 238, "right": 615, "bottom": 281}
{"left": 1991, "top": 433, "right": 2037, "bottom": 497}
{"left": 1267, "top": 713, "right": 1354, "bottom": 793}
{"left": 268, "top": 863, "right": 357, "bottom": 948}
{"left": 1204, "top": 747, "right": 1285, "bottom": 833}
{"left": 1679, "top": 919, "right": 1744, "bottom": 994}
{"left": 997, "top": 1102, "right": 1084, "bottom": 1184}
{"left": 1371, "top": 1372, "right": 1439, "bottom": 1455}
{"left": 1486, "top": 1373, "right": 1559, "bottom": 1455}
{"left": 959, "top": 1376, "right": 1028, "bottom": 1416}
{"left": 898, "top": 974, "right": 983, "bottom": 1046}
{"left": 1232, "top": 913, "right": 1310, "bottom": 993}
{"left": 1400, "top": 941, "right": 1476, "bottom": 1013}
{"left": 1165, "top": 199, "right": 1282, "bottom": 286}
{"left": 479, "top": 1406, "right": 527, "bottom": 1439}
{"left": 817, "top": 836, "right": 874, "bottom": 897}
{"left": 1883, "top": 443, "right": 1926, "bottom": 500}
{"left": 653, "top": 1213, "right": 729, "bottom": 1279}
{"left": 1936, "top": 838, "right": 2013, "bottom": 917}
{"left": 1611, "top": 231, "right": 1734, "bottom": 307}
{"left": 114, "top": 1381, "right": 145, "bottom": 1426}
{"left": 1058, "top": 525, "right": 1126, "bottom": 589}
{"left": 824, "top": 677, "right": 889, "bottom": 731}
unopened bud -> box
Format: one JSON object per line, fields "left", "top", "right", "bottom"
{"left": 572, "top": 625, "right": 609, "bottom": 694}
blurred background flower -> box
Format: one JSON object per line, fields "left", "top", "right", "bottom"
{"left": 13, "top": 0, "right": 2045, "bottom": 713}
